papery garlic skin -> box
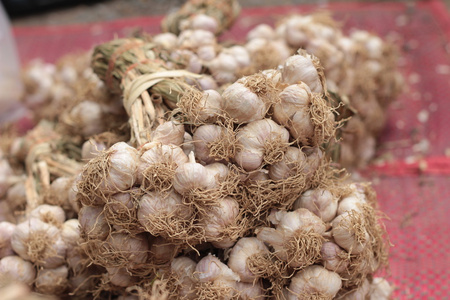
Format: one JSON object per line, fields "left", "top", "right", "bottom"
{"left": 268, "top": 147, "right": 308, "bottom": 181}
{"left": 60, "top": 219, "right": 80, "bottom": 247}
{"left": 222, "top": 82, "right": 266, "bottom": 123}
{"left": 0, "top": 255, "right": 36, "bottom": 285}
{"left": 200, "top": 197, "right": 240, "bottom": 248}
{"left": 294, "top": 189, "right": 338, "bottom": 222}
{"left": 173, "top": 152, "right": 215, "bottom": 194}
{"left": 331, "top": 211, "right": 369, "bottom": 254}
{"left": 149, "top": 237, "right": 179, "bottom": 265}
{"left": 236, "top": 281, "right": 265, "bottom": 299}
{"left": 151, "top": 121, "right": 185, "bottom": 146}
{"left": 11, "top": 218, "right": 67, "bottom": 268}
{"left": 78, "top": 205, "right": 109, "bottom": 240}
{"left": 81, "top": 139, "right": 107, "bottom": 160}
{"left": 105, "top": 233, "right": 149, "bottom": 268}
{"left": 337, "top": 193, "right": 367, "bottom": 215}
{"left": 340, "top": 279, "right": 370, "bottom": 300}
{"left": 29, "top": 204, "right": 66, "bottom": 226}
{"left": 0, "top": 222, "right": 16, "bottom": 258}
{"left": 99, "top": 142, "right": 139, "bottom": 193}
{"left": 193, "top": 124, "right": 226, "bottom": 165}
{"left": 235, "top": 119, "right": 290, "bottom": 171}
{"left": 287, "top": 265, "right": 342, "bottom": 300}
{"left": 35, "top": 265, "right": 69, "bottom": 295}
{"left": 369, "top": 277, "right": 393, "bottom": 300}
{"left": 171, "top": 256, "right": 197, "bottom": 299}
{"left": 320, "top": 242, "right": 349, "bottom": 273}
{"left": 195, "top": 254, "right": 239, "bottom": 282}
{"left": 281, "top": 54, "right": 323, "bottom": 94}
{"left": 107, "top": 267, "right": 135, "bottom": 287}
{"left": 228, "top": 237, "right": 269, "bottom": 282}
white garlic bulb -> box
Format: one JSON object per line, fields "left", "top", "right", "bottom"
{"left": 247, "top": 24, "right": 276, "bottom": 40}
{"left": 370, "top": 277, "right": 393, "bottom": 300}
{"left": 200, "top": 197, "right": 240, "bottom": 248}
{"left": 223, "top": 46, "right": 251, "bottom": 68}
{"left": 105, "top": 232, "right": 149, "bottom": 268}
{"left": 177, "top": 29, "right": 216, "bottom": 49}
{"left": 286, "top": 265, "right": 342, "bottom": 299}
{"left": 35, "top": 265, "right": 69, "bottom": 295}
{"left": 107, "top": 267, "right": 135, "bottom": 287}
{"left": 170, "top": 256, "right": 197, "bottom": 299}
{"left": 236, "top": 281, "right": 265, "bottom": 299}
{"left": 222, "top": 82, "right": 266, "bottom": 123}
{"left": 228, "top": 237, "right": 269, "bottom": 282}
{"left": 0, "top": 159, "right": 14, "bottom": 198}
{"left": 331, "top": 211, "right": 369, "bottom": 254}
{"left": 46, "top": 177, "right": 72, "bottom": 210}
{"left": 98, "top": 142, "right": 139, "bottom": 193}
{"left": 0, "top": 222, "right": 16, "bottom": 258}
{"left": 78, "top": 205, "right": 109, "bottom": 240}
{"left": 293, "top": 189, "right": 338, "bottom": 222}
{"left": 173, "top": 152, "right": 215, "bottom": 194}
{"left": 0, "top": 255, "right": 36, "bottom": 285}
{"left": 320, "top": 242, "right": 349, "bottom": 273}
{"left": 11, "top": 218, "right": 67, "bottom": 268}
{"left": 205, "top": 163, "right": 230, "bottom": 188}
{"left": 149, "top": 237, "right": 179, "bottom": 265}
{"left": 235, "top": 119, "right": 290, "bottom": 171}
{"left": 268, "top": 147, "right": 308, "bottom": 181}
{"left": 340, "top": 279, "right": 370, "bottom": 300}
{"left": 281, "top": 54, "right": 323, "bottom": 94}
{"left": 68, "top": 100, "right": 106, "bottom": 137}
{"left": 152, "top": 32, "right": 178, "bottom": 50}
{"left": 337, "top": 193, "right": 367, "bottom": 215}
{"left": 180, "top": 14, "right": 218, "bottom": 34}
{"left": 151, "top": 121, "right": 185, "bottom": 146}
{"left": 193, "top": 124, "right": 226, "bottom": 164}
{"left": 60, "top": 219, "right": 80, "bottom": 247}
{"left": 29, "top": 204, "right": 66, "bottom": 226}
{"left": 81, "top": 138, "right": 107, "bottom": 160}
{"left": 197, "top": 45, "right": 216, "bottom": 61}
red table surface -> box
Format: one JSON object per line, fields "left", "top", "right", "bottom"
{"left": 12, "top": 0, "right": 450, "bottom": 299}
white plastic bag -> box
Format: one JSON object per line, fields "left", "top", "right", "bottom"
{"left": 0, "top": 2, "right": 25, "bottom": 124}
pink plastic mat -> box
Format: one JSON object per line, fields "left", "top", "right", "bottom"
{"left": 13, "top": 1, "right": 450, "bottom": 299}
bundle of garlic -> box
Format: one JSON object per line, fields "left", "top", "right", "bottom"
{"left": 91, "top": 38, "right": 206, "bottom": 145}
{"left": 239, "top": 14, "right": 403, "bottom": 168}
{"left": 0, "top": 203, "right": 104, "bottom": 298}
{"left": 161, "top": 0, "right": 241, "bottom": 36}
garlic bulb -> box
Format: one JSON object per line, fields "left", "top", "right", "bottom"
{"left": 257, "top": 208, "right": 326, "bottom": 268}
{"left": 196, "top": 75, "right": 218, "bottom": 90}
{"left": 0, "top": 255, "right": 36, "bottom": 285}
{"left": 45, "top": 177, "right": 72, "bottom": 210}
{"left": 247, "top": 24, "right": 276, "bottom": 40}
{"left": 197, "top": 45, "right": 216, "bottom": 61}
{"left": 35, "top": 265, "right": 69, "bottom": 294}
{"left": 81, "top": 138, "right": 107, "bottom": 160}
{"left": 60, "top": 219, "right": 80, "bottom": 247}
{"left": 138, "top": 142, "right": 188, "bottom": 185}
{"left": 78, "top": 205, "right": 109, "bottom": 240}
{"left": 320, "top": 242, "right": 349, "bottom": 273}
{"left": 0, "top": 159, "right": 14, "bottom": 198}
{"left": 281, "top": 54, "right": 323, "bottom": 94}
{"left": 331, "top": 211, "right": 369, "bottom": 254}
{"left": 98, "top": 142, "right": 139, "bottom": 193}
{"left": 228, "top": 237, "right": 269, "bottom": 282}
{"left": 293, "top": 189, "right": 338, "bottom": 222}
{"left": 195, "top": 254, "right": 239, "bottom": 299}
{"left": 193, "top": 124, "right": 227, "bottom": 164}
{"left": 173, "top": 152, "right": 215, "bottom": 194}
{"left": 68, "top": 174, "right": 81, "bottom": 212}
{"left": 151, "top": 121, "right": 185, "bottom": 146}
{"left": 236, "top": 281, "right": 265, "bottom": 299}
{"left": 29, "top": 204, "right": 66, "bottom": 226}
{"left": 268, "top": 147, "right": 308, "bottom": 181}
{"left": 340, "top": 279, "right": 370, "bottom": 300}
{"left": 223, "top": 46, "right": 250, "bottom": 68}
{"left": 11, "top": 218, "right": 67, "bottom": 268}
{"left": 222, "top": 82, "right": 266, "bottom": 123}
{"left": 370, "top": 277, "right": 393, "bottom": 300}
{"left": 177, "top": 29, "right": 216, "bottom": 49}
{"left": 149, "top": 237, "right": 179, "bottom": 265}
{"left": 180, "top": 14, "right": 219, "bottom": 33}
{"left": 107, "top": 267, "right": 135, "bottom": 287}
{"left": 152, "top": 33, "right": 178, "bottom": 50}
{"left": 104, "top": 232, "right": 149, "bottom": 268}
{"left": 0, "top": 222, "right": 16, "bottom": 258}
{"left": 286, "top": 265, "right": 342, "bottom": 299}
{"left": 199, "top": 197, "right": 240, "bottom": 248}
{"left": 68, "top": 100, "right": 106, "bottom": 137}
{"left": 6, "top": 181, "right": 27, "bottom": 212}
{"left": 181, "top": 89, "right": 223, "bottom": 124}
{"left": 170, "top": 256, "right": 197, "bottom": 299}
{"left": 235, "top": 119, "right": 290, "bottom": 171}
{"left": 337, "top": 193, "right": 367, "bottom": 215}
{"left": 205, "top": 163, "right": 230, "bottom": 188}
{"left": 138, "top": 189, "right": 193, "bottom": 236}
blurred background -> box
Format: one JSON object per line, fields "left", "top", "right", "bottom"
{"left": 3, "top": 0, "right": 450, "bottom": 26}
